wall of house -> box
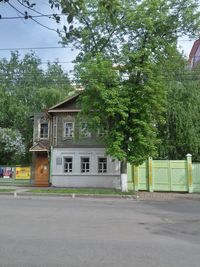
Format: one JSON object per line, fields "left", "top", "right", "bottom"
{"left": 53, "top": 113, "right": 104, "bottom": 148}
{"left": 51, "top": 148, "right": 121, "bottom": 188}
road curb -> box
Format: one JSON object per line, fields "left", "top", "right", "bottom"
{"left": 0, "top": 191, "right": 136, "bottom": 199}
{"left": 135, "top": 192, "right": 200, "bottom": 201}
{"left": 1, "top": 191, "right": 200, "bottom": 201}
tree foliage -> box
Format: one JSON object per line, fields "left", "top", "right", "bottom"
{"left": 69, "top": 0, "right": 200, "bottom": 165}
{"left": 0, "top": 52, "right": 73, "bottom": 164}
{"left": 0, "top": 128, "right": 25, "bottom": 165}
{"left": 1, "top": 0, "right": 200, "bottom": 165}
{"left": 76, "top": 54, "right": 165, "bottom": 164}
{"left": 158, "top": 65, "right": 200, "bottom": 161}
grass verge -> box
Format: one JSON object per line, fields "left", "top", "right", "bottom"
{"left": 28, "top": 188, "right": 134, "bottom": 195}
{"left": 0, "top": 189, "right": 15, "bottom": 193}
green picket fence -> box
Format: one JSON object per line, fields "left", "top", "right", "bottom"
{"left": 128, "top": 154, "right": 200, "bottom": 193}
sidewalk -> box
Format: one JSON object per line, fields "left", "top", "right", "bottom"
{"left": 0, "top": 186, "right": 200, "bottom": 200}
{"left": 0, "top": 186, "right": 135, "bottom": 199}
{"left": 136, "top": 191, "right": 200, "bottom": 201}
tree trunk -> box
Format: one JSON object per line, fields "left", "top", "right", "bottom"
{"left": 120, "top": 160, "right": 128, "bottom": 192}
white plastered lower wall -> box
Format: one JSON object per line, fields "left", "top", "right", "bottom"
{"left": 51, "top": 148, "right": 121, "bottom": 189}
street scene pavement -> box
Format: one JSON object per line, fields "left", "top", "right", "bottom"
{"left": 0, "top": 195, "right": 200, "bottom": 267}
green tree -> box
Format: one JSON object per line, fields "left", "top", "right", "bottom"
{"left": 158, "top": 66, "right": 200, "bottom": 161}
{"left": 76, "top": 54, "right": 165, "bottom": 167}
{"left": 0, "top": 128, "right": 25, "bottom": 165}
{"left": 0, "top": 52, "right": 73, "bottom": 164}
{"left": 67, "top": 0, "right": 200, "bottom": 169}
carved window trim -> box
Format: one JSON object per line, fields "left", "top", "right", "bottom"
{"left": 38, "top": 117, "right": 49, "bottom": 140}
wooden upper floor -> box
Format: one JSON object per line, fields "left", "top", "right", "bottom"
{"left": 32, "top": 93, "right": 104, "bottom": 150}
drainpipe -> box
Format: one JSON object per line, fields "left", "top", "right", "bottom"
{"left": 49, "top": 146, "right": 53, "bottom": 185}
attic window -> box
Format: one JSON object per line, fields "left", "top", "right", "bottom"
{"left": 40, "top": 122, "right": 49, "bottom": 139}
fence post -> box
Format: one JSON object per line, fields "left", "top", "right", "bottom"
{"left": 186, "top": 154, "right": 193, "bottom": 193}
{"left": 133, "top": 165, "right": 139, "bottom": 192}
{"left": 148, "top": 157, "right": 153, "bottom": 192}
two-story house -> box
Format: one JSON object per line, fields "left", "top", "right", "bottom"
{"left": 30, "top": 93, "right": 121, "bottom": 188}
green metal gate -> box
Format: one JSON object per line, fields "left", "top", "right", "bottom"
{"left": 128, "top": 155, "right": 194, "bottom": 192}
{"left": 192, "top": 163, "right": 200, "bottom": 192}
{"left": 153, "top": 160, "right": 188, "bottom": 192}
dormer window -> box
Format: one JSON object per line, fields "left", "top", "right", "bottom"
{"left": 40, "top": 122, "right": 49, "bottom": 139}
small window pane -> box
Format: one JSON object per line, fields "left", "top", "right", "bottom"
{"left": 65, "top": 122, "right": 74, "bottom": 138}
{"left": 80, "top": 123, "right": 91, "bottom": 137}
{"left": 98, "top": 158, "right": 107, "bottom": 173}
{"left": 81, "top": 157, "right": 90, "bottom": 173}
{"left": 98, "top": 126, "right": 107, "bottom": 137}
{"left": 40, "top": 123, "right": 48, "bottom": 139}
{"left": 64, "top": 157, "right": 73, "bottom": 173}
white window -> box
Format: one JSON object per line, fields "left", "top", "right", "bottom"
{"left": 80, "top": 123, "right": 91, "bottom": 137}
{"left": 98, "top": 157, "right": 107, "bottom": 173}
{"left": 64, "top": 122, "right": 74, "bottom": 138}
{"left": 40, "top": 122, "right": 48, "bottom": 139}
{"left": 81, "top": 157, "right": 90, "bottom": 173}
{"left": 64, "top": 157, "right": 73, "bottom": 173}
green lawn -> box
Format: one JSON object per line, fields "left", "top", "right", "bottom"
{"left": 28, "top": 188, "right": 134, "bottom": 195}
{"left": 0, "top": 189, "right": 15, "bottom": 193}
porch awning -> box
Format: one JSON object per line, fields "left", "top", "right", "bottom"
{"left": 29, "top": 141, "right": 50, "bottom": 152}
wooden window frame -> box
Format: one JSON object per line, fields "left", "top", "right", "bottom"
{"left": 39, "top": 121, "right": 49, "bottom": 140}
{"left": 98, "top": 157, "right": 107, "bottom": 173}
{"left": 64, "top": 122, "right": 74, "bottom": 138}
{"left": 81, "top": 157, "right": 90, "bottom": 173}
{"left": 64, "top": 157, "right": 73, "bottom": 173}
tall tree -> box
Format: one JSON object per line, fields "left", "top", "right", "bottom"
{"left": 66, "top": 0, "right": 200, "bottom": 167}
{"left": 158, "top": 65, "right": 200, "bottom": 161}
{"left": 0, "top": 52, "right": 73, "bottom": 164}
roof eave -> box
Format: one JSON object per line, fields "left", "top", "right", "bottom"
{"left": 48, "top": 109, "right": 81, "bottom": 113}
{"left": 48, "top": 92, "right": 81, "bottom": 111}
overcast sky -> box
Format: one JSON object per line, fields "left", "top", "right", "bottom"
{"left": 0, "top": 1, "right": 195, "bottom": 76}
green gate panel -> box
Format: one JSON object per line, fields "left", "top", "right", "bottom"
{"left": 127, "top": 163, "right": 134, "bottom": 190}
{"left": 132, "top": 158, "right": 200, "bottom": 193}
{"left": 170, "top": 161, "right": 188, "bottom": 192}
{"left": 192, "top": 163, "right": 200, "bottom": 192}
{"left": 138, "top": 162, "right": 148, "bottom": 191}
{"left": 153, "top": 161, "right": 171, "bottom": 191}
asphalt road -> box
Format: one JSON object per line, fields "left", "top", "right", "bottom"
{"left": 0, "top": 195, "right": 200, "bottom": 267}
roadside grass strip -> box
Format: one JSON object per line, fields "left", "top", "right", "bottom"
{"left": 28, "top": 188, "right": 134, "bottom": 195}
{"left": 0, "top": 189, "right": 15, "bottom": 193}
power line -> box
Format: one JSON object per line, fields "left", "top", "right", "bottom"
{"left": 6, "top": 1, "right": 61, "bottom": 33}
{"left": 16, "top": 0, "right": 47, "bottom": 16}
{"left": 0, "top": 13, "right": 64, "bottom": 20}
{"left": 0, "top": 45, "right": 194, "bottom": 53}
{"left": 30, "top": 16, "right": 59, "bottom": 33}
{"left": 39, "top": 61, "right": 74, "bottom": 64}
{"left": 0, "top": 46, "right": 72, "bottom": 51}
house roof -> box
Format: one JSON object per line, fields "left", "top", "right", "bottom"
{"left": 189, "top": 39, "right": 200, "bottom": 63}
{"left": 29, "top": 140, "right": 50, "bottom": 152}
{"left": 48, "top": 92, "right": 82, "bottom": 113}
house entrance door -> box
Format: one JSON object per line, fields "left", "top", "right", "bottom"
{"left": 35, "top": 153, "right": 49, "bottom": 187}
